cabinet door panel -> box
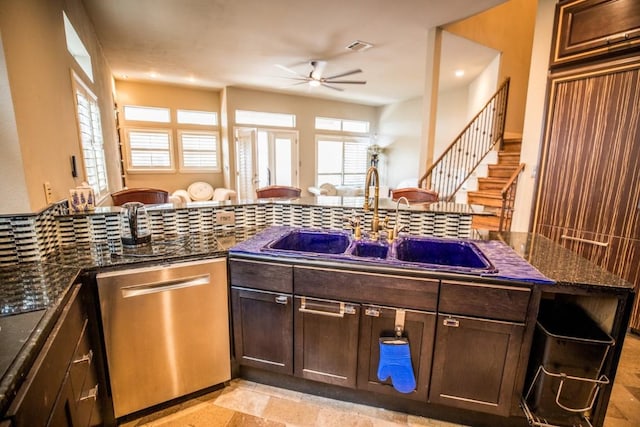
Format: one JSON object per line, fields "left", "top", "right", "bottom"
{"left": 535, "top": 62, "right": 640, "bottom": 240}
{"left": 552, "top": 0, "right": 640, "bottom": 66}
{"left": 230, "top": 259, "right": 293, "bottom": 293}
{"left": 294, "top": 266, "right": 438, "bottom": 311}
{"left": 357, "top": 306, "right": 435, "bottom": 401}
{"left": 231, "top": 288, "right": 293, "bottom": 374}
{"left": 294, "top": 297, "right": 359, "bottom": 388}
{"left": 439, "top": 281, "right": 530, "bottom": 322}
{"left": 429, "top": 315, "right": 524, "bottom": 416}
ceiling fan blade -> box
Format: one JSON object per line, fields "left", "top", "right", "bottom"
{"left": 324, "top": 80, "right": 367, "bottom": 85}
{"left": 321, "top": 83, "right": 344, "bottom": 92}
{"left": 324, "top": 69, "right": 362, "bottom": 80}
{"left": 275, "top": 64, "right": 308, "bottom": 79}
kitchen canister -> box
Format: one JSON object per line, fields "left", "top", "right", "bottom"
{"left": 69, "top": 182, "right": 96, "bottom": 213}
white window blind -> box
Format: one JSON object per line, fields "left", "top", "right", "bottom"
{"left": 72, "top": 74, "right": 108, "bottom": 199}
{"left": 316, "top": 137, "right": 368, "bottom": 186}
{"left": 126, "top": 129, "right": 173, "bottom": 170}
{"left": 179, "top": 131, "right": 220, "bottom": 171}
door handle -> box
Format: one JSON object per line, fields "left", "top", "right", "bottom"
{"left": 443, "top": 318, "right": 460, "bottom": 327}
{"left": 298, "top": 297, "right": 355, "bottom": 317}
{"left": 560, "top": 235, "right": 609, "bottom": 247}
{"left": 121, "top": 274, "right": 210, "bottom": 298}
{"left": 275, "top": 295, "right": 288, "bottom": 305}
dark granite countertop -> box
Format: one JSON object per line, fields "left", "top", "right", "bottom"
{"left": 0, "top": 227, "right": 633, "bottom": 416}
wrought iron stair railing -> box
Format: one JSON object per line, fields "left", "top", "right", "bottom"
{"left": 418, "top": 78, "right": 510, "bottom": 202}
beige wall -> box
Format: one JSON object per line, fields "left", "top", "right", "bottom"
{"left": 223, "top": 87, "right": 378, "bottom": 195}
{"left": 115, "top": 80, "right": 223, "bottom": 193}
{"left": 0, "top": 32, "right": 30, "bottom": 213}
{"left": 0, "top": 0, "right": 119, "bottom": 212}
{"left": 444, "top": 0, "right": 537, "bottom": 134}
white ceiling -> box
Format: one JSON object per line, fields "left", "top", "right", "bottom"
{"left": 82, "top": 0, "right": 505, "bottom": 106}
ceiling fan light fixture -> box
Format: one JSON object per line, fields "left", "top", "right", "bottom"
{"left": 308, "top": 79, "right": 321, "bottom": 87}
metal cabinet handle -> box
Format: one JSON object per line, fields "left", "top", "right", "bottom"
{"left": 121, "top": 274, "right": 210, "bottom": 298}
{"left": 299, "top": 298, "right": 355, "bottom": 317}
{"left": 73, "top": 349, "right": 93, "bottom": 365}
{"left": 275, "top": 295, "right": 288, "bottom": 305}
{"left": 365, "top": 307, "right": 380, "bottom": 317}
{"left": 443, "top": 318, "right": 459, "bottom": 327}
{"left": 560, "top": 235, "right": 609, "bottom": 247}
{"left": 80, "top": 384, "right": 99, "bottom": 402}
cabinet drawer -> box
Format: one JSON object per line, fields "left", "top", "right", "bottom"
{"left": 552, "top": 0, "right": 640, "bottom": 67}
{"left": 230, "top": 259, "right": 293, "bottom": 293}
{"left": 294, "top": 267, "right": 438, "bottom": 311}
{"left": 7, "top": 284, "right": 86, "bottom": 427}
{"left": 439, "top": 281, "right": 530, "bottom": 322}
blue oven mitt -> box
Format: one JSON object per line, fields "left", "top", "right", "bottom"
{"left": 377, "top": 337, "right": 416, "bottom": 393}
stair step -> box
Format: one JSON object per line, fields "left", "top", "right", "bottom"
{"left": 498, "top": 152, "right": 520, "bottom": 165}
{"left": 472, "top": 214, "right": 501, "bottom": 231}
{"left": 501, "top": 138, "right": 522, "bottom": 153}
{"left": 467, "top": 191, "right": 503, "bottom": 207}
{"left": 488, "top": 164, "right": 519, "bottom": 179}
{"left": 477, "top": 177, "right": 508, "bottom": 190}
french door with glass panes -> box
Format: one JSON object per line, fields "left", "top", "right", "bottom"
{"left": 234, "top": 127, "right": 298, "bottom": 200}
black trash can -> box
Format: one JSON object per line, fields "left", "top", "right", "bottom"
{"left": 525, "top": 300, "right": 614, "bottom": 425}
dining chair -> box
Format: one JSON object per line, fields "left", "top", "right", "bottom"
{"left": 391, "top": 187, "right": 438, "bottom": 204}
{"left": 111, "top": 188, "right": 169, "bottom": 206}
{"left": 255, "top": 185, "right": 302, "bottom": 199}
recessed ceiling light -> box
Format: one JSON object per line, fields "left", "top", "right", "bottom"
{"left": 455, "top": 70, "right": 465, "bottom": 77}
{"left": 149, "top": 72, "right": 158, "bottom": 78}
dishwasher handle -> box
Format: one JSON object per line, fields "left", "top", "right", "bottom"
{"left": 121, "top": 274, "right": 210, "bottom": 298}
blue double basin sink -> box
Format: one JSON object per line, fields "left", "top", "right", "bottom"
{"left": 262, "top": 228, "right": 497, "bottom": 275}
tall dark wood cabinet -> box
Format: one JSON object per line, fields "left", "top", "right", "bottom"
{"left": 534, "top": 0, "right": 640, "bottom": 331}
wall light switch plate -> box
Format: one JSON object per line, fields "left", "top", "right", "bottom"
{"left": 44, "top": 182, "right": 53, "bottom": 204}
{"left": 216, "top": 211, "right": 235, "bottom": 225}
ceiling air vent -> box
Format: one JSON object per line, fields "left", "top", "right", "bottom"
{"left": 345, "top": 40, "right": 373, "bottom": 52}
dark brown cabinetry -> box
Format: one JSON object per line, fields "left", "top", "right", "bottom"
{"left": 534, "top": 59, "right": 640, "bottom": 330}
{"left": 294, "top": 297, "right": 360, "bottom": 388}
{"left": 357, "top": 305, "right": 435, "bottom": 401}
{"left": 429, "top": 281, "right": 529, "bottom": 416}
{"left": 551, "top": 0, "right": 640, "bottom": 67}
{"left": 230, "top": 259, "right": 294, "bottom": 375}
{"left": 6, "top": 283, "right": 101, "bottom": 427}
{"left": 231, "top": 288, "right": 293, "bottom": 375}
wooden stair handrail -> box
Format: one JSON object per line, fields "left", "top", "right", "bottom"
{"left": 500, "top": 163, "right": 526, "bottom": 199}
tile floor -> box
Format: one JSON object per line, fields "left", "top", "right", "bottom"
{"left": 120, "top": 333, "right": 640, "bottom": 427}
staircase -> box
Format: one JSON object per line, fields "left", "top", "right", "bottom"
{"left": 468, "top": 137, "right": 522, "bottom": 231}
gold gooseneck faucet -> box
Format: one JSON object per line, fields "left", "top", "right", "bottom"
{"left": 363, "top": 166, "right": 380, "bottom": 236}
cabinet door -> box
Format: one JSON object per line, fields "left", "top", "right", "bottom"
{"left": 535, "top": 62, "right": 640, "bottom": 240}
{"left": 551, "top": 0, "right": 640, "bottom": 67}
{"left": 231, "top": 288, "right": 293, "bottom": 375}
{"left": 357, "top": 305, "right": 435, "bottom": 401}
{"left": 429, "top": 315, "right": 524, "bottom": 416}
{"left": 294, "top": 296, "right": 360, "bottom": 388}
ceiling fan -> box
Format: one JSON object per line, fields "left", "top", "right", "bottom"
{"left": 277, "top": 60, "right": 366, "bottom": 91}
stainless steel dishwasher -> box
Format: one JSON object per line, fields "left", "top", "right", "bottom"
{"left": 96, "top": 258, "right": 230, "bottom": 418}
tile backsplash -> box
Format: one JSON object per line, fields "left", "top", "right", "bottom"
{"left": 0, "top": 202, "right": 472, "bottom": 266}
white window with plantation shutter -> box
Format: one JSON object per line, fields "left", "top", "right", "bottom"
{"left": 124, "top": 129, "right": 174, "bottom": 172}
{"left": 316, "top": 135, "right": 369, "bottom": 186}
{"left": 71, "top": 73, "right": 109, "bottom": 200}
{"left": 178, "top": 130, "right": 220, "bottom": 172}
